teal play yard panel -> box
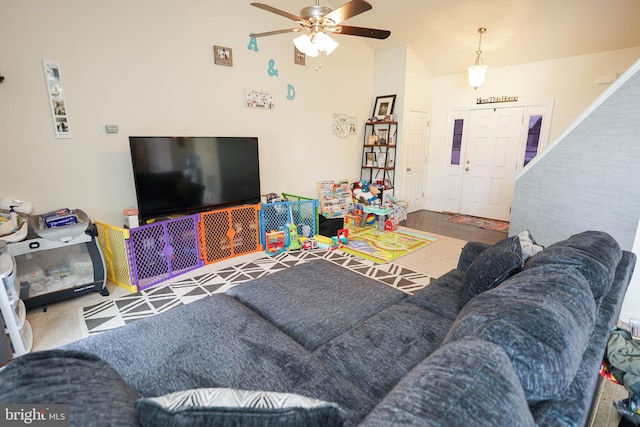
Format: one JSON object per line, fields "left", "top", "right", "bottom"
{"left": 259, "top": 196, "right": 319, "bottom": 247}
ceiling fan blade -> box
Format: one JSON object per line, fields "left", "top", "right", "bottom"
{"left": 335, "top": 25, "right": 390, "bottom": 39}
{"left": 324, "top": 0, "right": 372, "bottom": 24}
{"left": 250, "top": 3, "right": 302, "bottom": 22}
{"left": 250, "top": 28, "right": 302, "bottom": 37}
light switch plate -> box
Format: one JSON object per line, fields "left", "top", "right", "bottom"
{"left": 105, "top": 125, "right": 118, "bottom": 133}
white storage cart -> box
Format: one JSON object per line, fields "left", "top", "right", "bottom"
{"left": 0, "top": 252, "right": 33, "bottom": 361}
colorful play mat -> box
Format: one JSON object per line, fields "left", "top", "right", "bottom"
{"left": 341, "top": 226, "right": 437, "bottom": 264}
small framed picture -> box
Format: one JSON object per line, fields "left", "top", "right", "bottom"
{"left": 214, "top": 45, "right": 233, "bottom": 66}
{"left": 372, "top": 94, "right": 396, "bottom": 120}
{"left": 377, "top": 152, "right": 386, "bottom": 166}
{"left": 367, "top": 134, "right": 379, "bottom": 145}
{"left": 366, "top": 152, "right": 376, "bottom": 166}
{"left": 378, "top": 129, "right": 388, "bottom": 144}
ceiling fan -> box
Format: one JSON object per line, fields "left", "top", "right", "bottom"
{"left": 249, "top": 0, "right": 390, "bottom": 57}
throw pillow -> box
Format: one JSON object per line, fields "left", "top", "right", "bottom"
{"left": 0, "top": 350, "right": 139, "bottom": 426}
{"left": 459, "top": 235, "right": 522, "bottom": 308}
{"left": 517, "top": 230, "right": 544, "bottom": 262}
{"left": 136, "top": 388, "right": 347, "bottom": 427}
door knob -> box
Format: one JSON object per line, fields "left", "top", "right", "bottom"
{"left": 406, "top": 168, "right": 412, "bottom": 172}
{"left": 465, "top": 167, "right": 470, "bottom": 171}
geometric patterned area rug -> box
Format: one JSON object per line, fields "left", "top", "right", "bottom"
{"left": 341, "top": 227, "right": 437, "bottom": 264}
{"left": 80, "top": 249, "right": 434, "bottom": 337}
{"left": 442, "top": 214, "right": 509, "bottom": 233}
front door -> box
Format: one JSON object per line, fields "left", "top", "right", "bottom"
{"left": 459, "top": 107, "right": 524, "bottom": 221}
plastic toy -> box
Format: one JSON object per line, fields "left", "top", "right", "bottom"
{"left": 331, "top": 229, "right": 349, "bottom": 248}
{"left": 299, "top": 236, "right": 308, "bottom": 249}
{"left": 287, "top": 223, "right": 301, "bottom": 250}
{"left": 314, "top": 234, "right": 340, "bottom": 250}
{"left": 385, "top": 217, "right": 399, "bottom": 231}
{"left": 301, "top": 237, "right": 318, "bottom": 250}
{"left": 344, "top": 210, "right": 363, "bottom": 227}
{"left": 360, "top": 213, "right": 376, "bottom": 227}
{"left": 336, "top": 228, "right": 349, "bottom": 244}
{"left": 265, "top": 230, "right": 285, "bottom": 255}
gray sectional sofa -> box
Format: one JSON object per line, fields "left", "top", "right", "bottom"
{"left": 0, "top": 230, "right": 635, "bottom": 426}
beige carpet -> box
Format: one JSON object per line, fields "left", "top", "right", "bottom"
{"left": 393, "top": 227, "right": 466, "bottom": 278}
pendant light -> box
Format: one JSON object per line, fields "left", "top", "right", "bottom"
{"left": 467, "top": 27, "right": 487, "bottom": 89}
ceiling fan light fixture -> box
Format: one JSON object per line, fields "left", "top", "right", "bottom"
{"left": 294, "top": 31, "right": 338, "bottom": 57}
{"left": 250, "top": 1, "right": 390, "bottom": 67}
{"left": 294, "top": 33, "right": 319, "bottom": 57}
{"left": 314, "top": 31, "right": 339, "bottom": 55}
{"left": 468, "top": 27, "right": 487, "bottom": 89}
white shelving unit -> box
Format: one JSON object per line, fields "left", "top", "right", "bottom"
{"left": 0, "top": 252, "right": 33, "bottom": 359}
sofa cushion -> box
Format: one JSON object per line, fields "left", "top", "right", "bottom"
{"left": 406, "top": 268, "right": 465, "bottom": 320}
{"left": 314, "top": 302, "right": 453, "bottom": 400}
{"left": 459, "top": 235, "right": 522, "bottom": 308}
{"left": 227, "top": 259, "right": 405, "bottom": 351}
{"left": 445, "top": 266, "right": 597, "bottom": 403}
{"left": 136, "top": 388, "right": 346, "bottom": 427}
{"left": 360, "top": 337, "right": 535, "bottom": 427}
{"left": 525, "top": 230, "right": 622, "bottom": 299}
{"left": 64, "top": 293, "right": 375, "bottom": 425}
{"left": 0, "top": 349, "right": 140, "bottom": 426}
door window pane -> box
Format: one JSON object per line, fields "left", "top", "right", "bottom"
{"left": 450, "top": 119, "right": 464, "bottom": 165}
{"left": 524, "top": 115, "right": 542, "bottom": 166}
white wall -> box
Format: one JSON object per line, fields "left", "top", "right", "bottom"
{"left": 372, "top": 46, "right": 431, "bottom": 201}
{"left": 424, "top": 47, "right": 640, "bottom": 212}
{"left": 0, "top": 1, "right": 376, "bottom": 225}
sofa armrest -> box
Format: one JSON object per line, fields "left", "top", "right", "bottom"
{"left": 457, "top": 241, "right": 492, "bottom": 270}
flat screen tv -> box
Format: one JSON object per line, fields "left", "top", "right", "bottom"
{"left": 129, "top": 136, "right": 261, "bottom": 221}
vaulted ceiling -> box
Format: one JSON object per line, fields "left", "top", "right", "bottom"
{"left": 336, "top": 0, "right": 640, "bottom": 76}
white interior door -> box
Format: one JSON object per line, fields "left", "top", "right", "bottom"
{"left": 402, "top": 110, "right": 430, "bottom": 212}
{"left": 460, "top": 107, "right": 524, "bottom": 221}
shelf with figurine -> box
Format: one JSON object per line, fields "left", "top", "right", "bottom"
{"left": 361, "top": 120, "right": 397, "bottom": 193}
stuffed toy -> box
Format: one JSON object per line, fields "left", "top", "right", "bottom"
{"left": 352, "top": 181, "right": 380, "bottom": 205}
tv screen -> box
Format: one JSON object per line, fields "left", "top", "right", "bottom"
{"left": 129, "top": 136, "right": 261, "bottom": 221}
